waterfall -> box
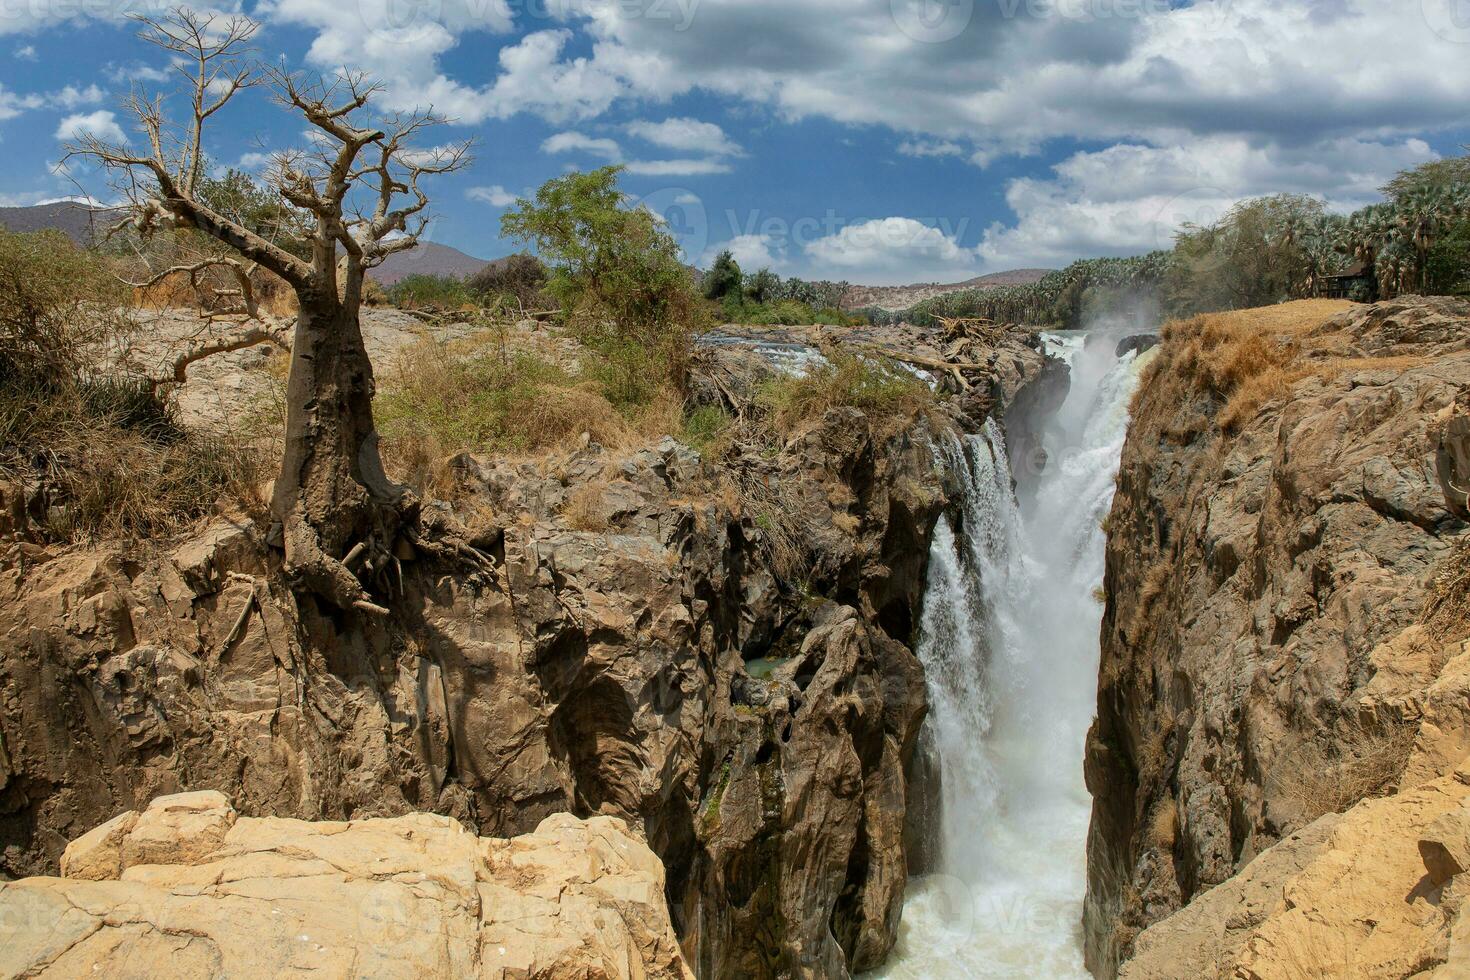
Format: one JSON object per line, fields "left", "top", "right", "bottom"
{"left": 875, "top": 331, "right": 1155, "bottom": 979}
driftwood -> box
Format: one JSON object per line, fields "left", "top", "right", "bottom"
{"left": 856, "top": 343, "right": 994, "bottom": 391}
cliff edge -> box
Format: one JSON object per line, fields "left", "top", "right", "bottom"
{"left": 1084, "top": 297, "right": 1470, "bottom": 977}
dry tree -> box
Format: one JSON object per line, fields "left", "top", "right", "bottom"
{"left": 67, "top": 6, "right": 476, "bottom": 614}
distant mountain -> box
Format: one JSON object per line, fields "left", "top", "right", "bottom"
{"left": 0, "top": 201, "right": 122, "bottom": 243}
{"left": 370, "top": 241, "right": 491, "bottom": 285}
{"left": 841, "top": 269, "right": 1054, "bottom": 312}
{"left": 1, "top": 202, "right": 493, "bottom": 286}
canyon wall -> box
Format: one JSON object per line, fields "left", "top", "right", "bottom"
{"left": 1084, "top": 297, "right": 1470, "bottom": 977}
{"left": 0, "top": 325, "right": 1054, "bottom": 978}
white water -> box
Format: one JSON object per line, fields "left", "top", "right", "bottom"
{"left": 874, "top": 333, "right": 1154, "bottom": 979}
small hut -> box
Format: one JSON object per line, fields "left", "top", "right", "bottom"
{"left": 1321, "top": 260, "right": 1376, "bottom": 301}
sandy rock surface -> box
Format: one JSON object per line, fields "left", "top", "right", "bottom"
{"left": 0, "top": 790, "right": 692, "bottom": 979}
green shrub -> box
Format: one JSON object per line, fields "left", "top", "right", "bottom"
{"left": 384, "top": 273, "right": 474, "bottom": 310}
{"left": 501, "top": 167, "right": 707, "bottom": 395}
{"left": 682, "top": 404, "right": 733, "bottom": 457}
{"left": 704, "top": 249, "right": 743, "bottom": 301}
{"left": 756, "top": 350, "right": 933, "bottom": 434}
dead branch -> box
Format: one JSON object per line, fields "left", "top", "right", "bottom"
{"left": 148, "top": 318, "right": 291, "bottom": 390}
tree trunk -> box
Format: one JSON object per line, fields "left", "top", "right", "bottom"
{"left": 269, "top": 290, "right": 404, "bottom": 610}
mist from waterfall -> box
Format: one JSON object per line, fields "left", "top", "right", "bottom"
{"left": 874, "top": 330, "right": 1154, "bottom": 978}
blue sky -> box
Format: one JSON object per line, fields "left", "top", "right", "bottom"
{"left": 3, "top": 0, "right": 1469, "bottom": 284}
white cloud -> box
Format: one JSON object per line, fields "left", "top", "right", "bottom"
{"left": 541, "top": 131, "right": 623, "bottom": 160}
{"left": 898, "top": 139, "right": 963, "bottom": 159}
{"left": 54, "top": 110, "right": 127, "bottom": 144}
{"left": 14, "top": 45, "right": 36, "bottom": 60}
{"left": 49, "top": 85, "right": 105, "bottom": 110}
{"left": 624, "top": 158, "right": 732, "bottom": 176}
{"left": 235, "top": 151, "right": 275, "bottom": 171}
{"left": 974, "top": 136, "right": 1439, "bottom": 271}
{"left": 703, "top": 233, "right": 787, "bottom": 271}
{"left": 468, "top": 184, "right": 517, "bottom": 207}
{"left": 627, "top": 117, "right": 742, "bottom": 157}
{"left": 804, "top": 217, "right": 979, "bottom": 284}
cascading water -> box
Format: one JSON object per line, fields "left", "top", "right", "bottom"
{"left": 875, "top": 330, "right": 1155, "bottom": 978}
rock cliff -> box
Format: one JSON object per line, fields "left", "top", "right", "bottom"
{"left": 0, "top": 790, "right": 692, "bottom": 978}
{"left": 1084, "top": 297, "right": 1470, "bottom": 977}
{"left": 0, "top": 318, "right": 1055, "bottom": 977}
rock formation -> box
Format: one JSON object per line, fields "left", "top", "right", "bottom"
{"left": 0, "top": 790, "right": 693, "bottom": 978}
{"left": 1085, "top": 297, "right": 1470, "bottom": 976}
{"left": 0, "top": 316, "right": 1056, "bottom": 977}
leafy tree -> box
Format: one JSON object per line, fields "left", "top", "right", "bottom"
{"left": 745, "top": 267, "right": 780, "bottom": 304}
{"left": 704, "top": 249, "right": 744, "bottom": 301}
{"left": 1166, "top": 195, "right": 1325, "bottom": 314}
{"left": 1382, "top": 152, "right": 1470, "bottom": 201}
{"left": 501, "top": 166, "right": 705, "bottom": 393}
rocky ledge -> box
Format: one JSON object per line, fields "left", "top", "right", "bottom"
{"left": 0, "top": 790, "right": 692, "bottom": 978}
{"left": 1085, "top": 297, "right": 1470, "bottom": 977}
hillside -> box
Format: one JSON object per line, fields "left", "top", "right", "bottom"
{"left": 841, "top": 268, "right": 1051, "bottom": 311}
{"left": 0, "top": 201, "right": 121, "bottom": 243}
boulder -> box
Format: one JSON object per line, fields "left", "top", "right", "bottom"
{"left": 0, "top": 792, "right": 693, "bottom": 980}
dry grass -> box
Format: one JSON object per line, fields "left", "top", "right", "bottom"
{"left": 756, "top": 349, "right": 934, "bottom": 437}
{"left": 562, "top": 479, "right": 611, "bottom": 531}
{"left": 709, "top": 469, "right": 810, "bottom": 582}
{"left": 1127, "top": 559, "right": 1174, "bottom": 642}
{"left": 1148, "top": 798, "right": 1179, "bottom": 850}
{"left": 129, "top": 264, "right": 298, "bottom": 318}
{"left": 1, "top": 374, "right": 267, "bottom": 542}
{"left": 1147, "top": 300, "right": 1434, "bottom": 435}
{"left": 1424, "top": 540, "right": 1470, "bottom": 642}
{"left": 1269, "top": 720, "right": 1417, "bottom": 827}
{"left": 375, "top": 330, "right": 681, "bottom": 496}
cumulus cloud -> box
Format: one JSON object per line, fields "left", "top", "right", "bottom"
{"left": 803, "top": 217, "right": 980, "bottom": 284}
{"left": 624, "top": 158, "right": 732, "bottom": 176}
{"left": 256, "top": 0, "right": 1470, "bottom": 178}
{"left": 898, "top": 139, "right": 963, "bottom": 159}
{"left": 54, "top": 110, "right": 127, "bottom": 144}
{"left": 974, "top": 136, "right": 1440, "bottom": 270}
{"left": 703, "top": 233, "right": 787, "bottom": 271}
{"left": 627, "top": 118, "right": 742, "bottom": 157}
{"left": 468, "top": 184, "right": 517, "bottom": 206}
{"left": 541, "top": 131, "right": 624, "bottom": 160}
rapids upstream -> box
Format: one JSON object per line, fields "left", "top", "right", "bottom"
{"left": 874, "top": 330, "right": 1155, "bottom": 978}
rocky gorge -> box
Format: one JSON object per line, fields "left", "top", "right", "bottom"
{"left": 0, "top": 312, "right": 1056, "bottom": 977}
{"left": 3, "top": 294, "right": 1469, "bottom": 979}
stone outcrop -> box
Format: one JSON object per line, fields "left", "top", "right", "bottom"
{"left": 0, "top": 317, "right": 1055, "bottom": 977}
{"left": 0, "top": 790, "right": 692, "bottom": 979}
{"left": 1085, "top": 297, "right": 1470, "bottom": 976}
